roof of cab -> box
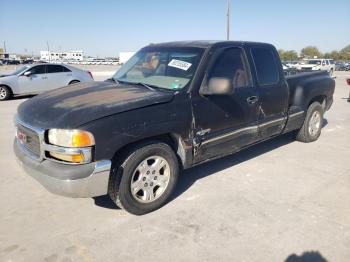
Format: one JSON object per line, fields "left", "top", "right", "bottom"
{"left": 147, "top": 40, "right": 273, "bottom": 49}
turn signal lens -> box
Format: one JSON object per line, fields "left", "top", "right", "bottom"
{"left": 49, "top": 152, "right": 84, "bottom": 163}
{"left": 48, "top": 129, "right": 95, "bottom": 147}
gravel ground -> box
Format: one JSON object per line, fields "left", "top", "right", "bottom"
{"left": 0, "top": 71, "right": 349, "bottom": 262}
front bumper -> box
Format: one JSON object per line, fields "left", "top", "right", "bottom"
{"left": 326, "top": 96, "right": 333, "bottom": 111}
{"left": 14, "top": 140, "right": 111, "bottom": 198}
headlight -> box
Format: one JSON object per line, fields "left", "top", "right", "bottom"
{"left": 48, "top": 129, "right": 95, "bottom": 147}
{"left": 47, "top": 129, "right": 95, "bottom": 163}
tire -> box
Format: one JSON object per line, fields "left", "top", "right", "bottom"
{"left": 296, "top": 102, "right": 324, "bottom": 143}
{"left": 108, "top": 141, "right": 179, "bottom": 215}
{"left": 0, "top": 86, "right": 12, "bottom": 101}
{"left": 69, "top": 80, "right": 80, "bottom": 85}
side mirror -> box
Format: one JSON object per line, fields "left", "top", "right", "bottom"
{"left": 200, "top": 77, "right": 233, "bottom": 95}
{"left": 23, "top": 71, "right": 32, "bottom": 77}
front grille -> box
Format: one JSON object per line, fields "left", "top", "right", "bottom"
{"left": 302, "top": 67, "right": 312, "bottom": 71}
{"left": 17, "top": 124, "right": 41, "bottom": 157}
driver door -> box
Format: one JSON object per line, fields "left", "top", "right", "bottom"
{"left": 17, "top": 65, "right": 47, "bottom": 94}
{"left": 192, "top": 47, "right": 260, "bottom": 163}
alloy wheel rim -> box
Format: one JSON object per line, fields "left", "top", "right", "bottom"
{"left": 130, "top": 156, "right": 170, "bottom": 203}
{"left": 308, "top": 111, "right": 321, "bottom": 136}
{"left": 0, "top": 87, "right": 6, "bottom": 99}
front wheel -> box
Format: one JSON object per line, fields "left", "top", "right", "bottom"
{"left": 0, "top": 86, "right": 12, "bottom": 101}
{"left": 108, "top": 142, "right": 179, "bottom": 215}
{"left": 296, "top": 102, "right": 324, "bottom": 143}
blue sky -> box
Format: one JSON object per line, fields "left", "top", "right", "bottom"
{"left": 1, "top": 0, "right": 349, "bottom": 57}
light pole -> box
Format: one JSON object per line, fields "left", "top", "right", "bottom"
{"left": 47, "top": 41, "right": 50, "bottom": 62}
{"left": 226, "top": 0, "right": 230, "bottom": 40}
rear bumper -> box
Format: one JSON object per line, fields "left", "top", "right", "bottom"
{"left": 14, "top": 140, "right": 111, "bottom": 198}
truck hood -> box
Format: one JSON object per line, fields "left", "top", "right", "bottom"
{"left": 17, "top": 81, "right": 175, "bottom": 129}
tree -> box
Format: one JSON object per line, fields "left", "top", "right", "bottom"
{"left": 339, "top": 45, "right": 350, "bottom": 60}
{"left": 301, "top": 46, "right": 322, "bottom": 58}
{"left": 278, "top": 49, "right": 298, "bottom": 61}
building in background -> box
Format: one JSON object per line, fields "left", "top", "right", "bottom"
{"left": 40, "top": 50, "right": 84, "bottom": 61}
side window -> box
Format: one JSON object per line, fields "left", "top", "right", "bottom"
{"left": 47, "top": 65, "right": 64, "bottom": 73}
{"left": 251, "top": 47, "right": 279, "bottom": 85}
{"left": 209, "top": 48, "right": 251, "bottom": 88}
{"left": 30, "top": 65, "right": 46, "bottom": 75}
{"left": 62, "top": 66, "right": 71, "bottom": 72}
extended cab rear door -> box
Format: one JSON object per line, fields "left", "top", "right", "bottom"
{"left": 248, "top": 45, "right": 289, "bottom": 138}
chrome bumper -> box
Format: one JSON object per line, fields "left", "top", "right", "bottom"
{"left": 14, "top": 140, "right": 111, "bottom": 198}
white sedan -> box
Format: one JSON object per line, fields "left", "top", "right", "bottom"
{"left": 0, "top": 63, "right": 94, "bottom": 101}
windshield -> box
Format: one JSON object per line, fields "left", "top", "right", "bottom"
{"left": 12, "top": 65, "right": 30, "bottom": 75}
{"left": 307, "top": 60, "right": 322, "bottom": 65}
{"left": 113, "top": 48, "right": 203, "bottom": 90}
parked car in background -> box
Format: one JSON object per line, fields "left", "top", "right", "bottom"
{"left": 22, "top": 59, "right": 34, "bottom": 64}
{"left": 0, "top": 63, "right": 93, "bottom": 101}
{"left": 298, "top": 59, "right": 335, "bottom": 76}
{"left": 282, "top": 63, "right": 298, "bottom": 76}
{"left": 335, "top": 62, "right": 350, "bottom": 71}
{"left": 2, "top": 59, "right": 21, "bottom": 65}
{"left": 285, "top": 61, "right": 300, "bottom": 69}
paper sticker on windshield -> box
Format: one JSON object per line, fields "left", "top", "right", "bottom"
{"left": 168, "top": 59, "right": 192, "bottom": 71}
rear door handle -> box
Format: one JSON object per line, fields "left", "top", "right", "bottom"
{"left": 247, "top": 96, "right": 259, "bottom": 104}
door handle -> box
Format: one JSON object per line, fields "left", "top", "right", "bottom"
{"left": 247, "top": 96, "right": 259, "bottom": 104}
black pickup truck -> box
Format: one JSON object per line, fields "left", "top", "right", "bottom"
{"left": 14, "top": 41, "right": 335, "bottom": 215}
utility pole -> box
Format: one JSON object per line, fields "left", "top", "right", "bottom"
{"left": 3, "top": 41, "right": 6, "bottom": 53}
{"left": 226, "top": 0, "right": 230, "bottom": 40}
{"left": 46, "top": 41, "right": 50, "bottom": 62}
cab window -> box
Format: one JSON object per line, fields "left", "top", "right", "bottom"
{"left": 209, "top": 48, "right": 251, "bottom": 88}
{"left": 251, "top": 47, "right": 279, "bottom": 85}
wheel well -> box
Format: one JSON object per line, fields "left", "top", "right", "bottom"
{"left": 69, "top": 80, "right": 80, "bottom": 84}
{"left": 0, "top": 84, "right": 13, "bottom": 95}
{"left": 309, "top": 95, "right": 327, "bottom": 109}
{"left": 111, "top": 134, "right": 186, "bottom": 169}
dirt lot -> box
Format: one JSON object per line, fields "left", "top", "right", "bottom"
{"left": 0, "top": 71, "right": 349, "bottom": 262}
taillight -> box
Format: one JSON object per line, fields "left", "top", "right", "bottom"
{"left": 87, "top": 71, "right": 94, "bottom": 80}
{"left": 347, "top": 79, "right": 350, "bottom": 85}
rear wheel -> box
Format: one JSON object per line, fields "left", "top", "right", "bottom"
{"left": 0, "top": 86, "right": 12, "bottom": 101}
{"left": 296, "top": 102, "right": 324, "bottom": 143}
{"left": 108, "top": 141, "right": 179, "bottom": 215}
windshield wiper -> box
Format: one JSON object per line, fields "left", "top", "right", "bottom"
{"left": 115, "top": 79, "right": 157, "bottom": 91}
{"left": 132, "top": 82, "right": 156, "bottom": 91}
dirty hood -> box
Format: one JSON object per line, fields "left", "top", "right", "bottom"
{"left": 17, "top": 81, "right": 174, "bottom": 129}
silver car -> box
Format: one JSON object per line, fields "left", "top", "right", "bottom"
{"left": 0, "top": 63, "right": 94, "bottom": 101}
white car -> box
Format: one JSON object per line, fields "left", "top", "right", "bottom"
{"left": 0, "top": 63, "right": 93, "bottom": 101}
{"left": 299, "top": 59, "right": 335, "bottom": 75}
